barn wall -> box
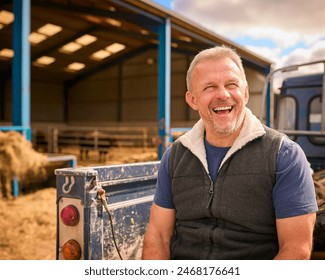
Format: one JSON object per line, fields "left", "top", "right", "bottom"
{"left": 2, "top": 50, "right": 266, "bottom": 127}
{"left": 69, "top": 66, "right": 120, "bottom": 123}
{"left": 245, "top": 67, "right": 267, "bottom": 118}
{"left": 31, "top": 82, "right": 64, "bottom": 122}
{"left": 65, "top": 49, "right": 196, "bottom": 125}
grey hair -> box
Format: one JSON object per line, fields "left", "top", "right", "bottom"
{"left": 186, "top": 45, "right": 247, "bottom": 91}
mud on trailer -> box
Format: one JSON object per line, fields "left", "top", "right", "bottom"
{"left": 55, "top": 161, "right": 159, "bottom": 260}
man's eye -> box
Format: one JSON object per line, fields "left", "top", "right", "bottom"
{"left": 204, "top": 86, "right": 215, "bottom": 92}
{"left": 226, "top": 83, "right": 238, "bottom": 89}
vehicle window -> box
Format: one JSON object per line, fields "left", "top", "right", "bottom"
{"left": 275, "top": 95, "right": 297, "bottom": 140}
{"left": 309, "top": 96, "right": 325, "bottom": 144}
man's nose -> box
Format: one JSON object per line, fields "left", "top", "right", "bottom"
{"left": 215, "top": 87, "right": 230, "bottom": 100}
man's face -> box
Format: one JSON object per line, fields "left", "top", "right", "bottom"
{"left": 186, "top": 57, "right": 249, "bottom": 140}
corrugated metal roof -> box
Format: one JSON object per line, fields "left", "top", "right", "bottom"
{"left": 128, "top": 0, "right": 273, "bottom": 66}
{"left": 0, "top": 0, "right": 272, "bottom": 86}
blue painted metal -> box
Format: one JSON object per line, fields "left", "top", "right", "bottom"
{"left": 265, "top": 81, "right": 271, "bottom": 127}
{"left": 12, "top": 0, "right": 31, "bottom": 141}
{"left": 157, "top": 17, "right": 171, "bottom": 159}
{"left": 12, "top": 176, "right": 19, "bottom": 197}
{"left": 111, "top": 0, "right": 163, "bottom": 25}
{"left": 279, "top": 73, "right": 325, "bottom": 171}
{"left": 47, "top": 154, "right": 77, "bottom": 168}
{"left": 55, "top": 161, "right": 160, "bottom": 260}
{"left": 3, "top": 1, "right": 32, "bottom": 197}
{"left": 265, "top": 67, "right": 271, "bottom": 127}
{"left": 0, "top": 125, "right": 31, "bottom": 139}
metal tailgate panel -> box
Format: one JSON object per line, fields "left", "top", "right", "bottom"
{"left": 55, "top": 161, "right": 160, "bottom": 260}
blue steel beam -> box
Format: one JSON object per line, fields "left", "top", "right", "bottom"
{"left": 265, "top": 75, "right": 271, "bottom": 127}
{"left": 12, "top": 0, "right": 31, "bottom": 140}
{"left": 157, "top": 17, "right": 171, "bottom": 159}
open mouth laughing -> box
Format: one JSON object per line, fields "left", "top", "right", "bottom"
{"left": 212, "top": 106, "right": 233, "bottom": 114}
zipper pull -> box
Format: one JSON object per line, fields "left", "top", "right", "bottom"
{"left": 206, "top": 181, "right": 214, "bottom": 209}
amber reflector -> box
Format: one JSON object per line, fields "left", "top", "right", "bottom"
{"left": 62, "top": 239, "right": 81, "bottom": 260}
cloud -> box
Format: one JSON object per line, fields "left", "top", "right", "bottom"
{"left": 278, "top": 39, "right": 325, "bottom": 70}
{"left": 269, "top": 39, "right": 325, "bottom": 91}
{"left": 173, "top": 0, "right": 325, "bottom": 35}
{"left": 245, "top": 45, "right": 282, "bottom": 63}
{"left": 172, "top": 0, "right": 325, "bottom": 67}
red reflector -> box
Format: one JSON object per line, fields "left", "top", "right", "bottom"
{"left": 62, "top": 239, "right": 82, "bottom": 260}
{"left": 60, "top": 205, "right": 79, "bottom": 226}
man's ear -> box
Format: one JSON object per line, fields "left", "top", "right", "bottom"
{"left": 185, "top": 91, "right": 198, "bottom": 111}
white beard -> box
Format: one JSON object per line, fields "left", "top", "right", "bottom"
{"left": 203, "top": 108, "right": 246, "bottom": 136}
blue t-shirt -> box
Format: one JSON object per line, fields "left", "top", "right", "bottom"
{"left": 153, "top": 137, "right": 318, "bottom": 219}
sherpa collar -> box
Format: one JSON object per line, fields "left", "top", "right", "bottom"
{"left": 177, "top": 108, "right": 266, "bottom": 174}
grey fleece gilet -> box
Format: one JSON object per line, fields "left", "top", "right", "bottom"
{"left": 169, "top": 109, "right": 284, "bottom": 260}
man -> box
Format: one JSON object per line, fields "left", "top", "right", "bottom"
{"left": 142, "top": 45, "right": 318, "bottom": 260}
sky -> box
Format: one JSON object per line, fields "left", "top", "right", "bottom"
{"left": 152, "top": 0, "right": 325, "bottom": 84}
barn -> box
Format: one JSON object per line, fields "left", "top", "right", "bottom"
{"left": 0, "top": 0, "right": 273, "bottom": 159}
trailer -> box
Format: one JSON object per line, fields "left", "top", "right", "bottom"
{"left": 55, "top": 161, "right": 159, "bottom": 260}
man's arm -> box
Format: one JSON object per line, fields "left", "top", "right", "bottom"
{"left": 141, "top": 203, "right": 176, "bottom": 260}
{"left": 274, "top": 212, "right": 316, "bottom": 260}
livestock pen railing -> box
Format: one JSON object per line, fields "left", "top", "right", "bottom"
{"left": 31, "top": 125, "right": 158, "bottom": 155}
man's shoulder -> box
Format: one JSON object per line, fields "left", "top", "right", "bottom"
{"left": 263, "top": 125, "right": 286, "bottom": 139}
{"left": 169, "top": 139, "right": 187, "bottom": 154}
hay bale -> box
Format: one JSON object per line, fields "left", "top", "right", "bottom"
{"left": 0, "top": 131, "right": 48, "bottom": 199}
